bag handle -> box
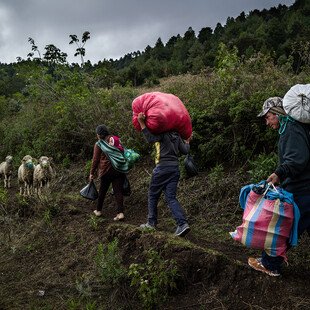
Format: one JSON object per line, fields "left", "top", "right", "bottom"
{"left": 263, "top": 182, "right": 279, "bottom": 196}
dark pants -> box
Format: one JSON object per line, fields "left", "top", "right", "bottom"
{"left": 147, "top": 165, "right": 187, "bottom": 227}
{"left": 96, "top": 168, "right": 125, "bottom": 213}
{"left": 262, "top": 194, "right": 310, "bottom": 272}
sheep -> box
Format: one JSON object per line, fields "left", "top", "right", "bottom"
{"left": 0, "top": 155, "right": 13, "bottom": 188}
{"left": 18, "top": 155, "right": 35, "bottom": 196}
{"left": 33, "top": 156, "right": 55, "bottom": 195}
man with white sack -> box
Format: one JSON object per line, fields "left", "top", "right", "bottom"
{"left": 249, "top": 86, "right": 310, "bottom": 276}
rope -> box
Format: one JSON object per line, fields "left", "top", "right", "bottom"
{"left": 278, "top": 115, "right": 295, "bottom": 135}
{"left": 298, "top": 93, "right": 310, "bottom": 112}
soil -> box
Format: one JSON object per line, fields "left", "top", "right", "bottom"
{"left": 1, "top": 162, "right": 310, "bottom": 310}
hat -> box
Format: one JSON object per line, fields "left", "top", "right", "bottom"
{"left": 257, "top": 97, "right": 284, "bottom": 117}
{"left": 96, "top": 125, "right": 109, "bottom": 137}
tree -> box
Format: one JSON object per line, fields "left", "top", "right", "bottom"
{"left": 69, "top": 31, "right": 90, "bottom": 66}
{"left": 183, "top": 27, "right": 196, "bottom": 41}
{"left": 152, "top": 37, "right": 169, "bottom": 61}
{"left": 43, "top": 44, "right": 68, "bottom": 65}
{"left": 26, "top": 38, "right": 67, "bottom": 65}
{"left": 27, "top": 37, "right": 42, "bottom": 60}
{"left": 198, "top": 27, "right": 212, "bottom": 44}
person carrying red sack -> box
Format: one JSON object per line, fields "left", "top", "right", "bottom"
{"left": 137, "top": 112, "right": 192, "bottom": 237}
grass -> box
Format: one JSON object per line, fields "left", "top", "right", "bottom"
{"left": 1, "top": 163, "right": 310, "bottom": 309}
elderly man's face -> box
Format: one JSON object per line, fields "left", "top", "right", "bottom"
{"left": 265, "top": 112, "right": 279, "bottom": 129}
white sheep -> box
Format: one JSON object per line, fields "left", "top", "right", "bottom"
{"left": 18, "top": 155, "right": 35, "bottom": 196}
{"left": 0, "top": 155, "right": 13, "bottom": 188}
{"left": 33, "top": 156, "right": 55, "bottom": 195}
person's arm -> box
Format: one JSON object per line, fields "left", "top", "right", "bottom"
{"left": 137, "top": 112, "right": 146, "bottom": 130}
{"left": 268, "top": 124, "right": 310, "bottom": 184}
{"left": 179, "top": 134, "right": 192, "bottom": 155}
{"left": 89, "top": 144, "right": 101, "bottom": 181}
{"left": 137, "top": 112, "right": 162, "bottom": 143}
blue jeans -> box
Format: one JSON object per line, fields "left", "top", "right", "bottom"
{"left": 147, "top": 165, "right": 187, "bottom": 226}
{"left": 262, "top": 194, "right": 310, "bottom": 272}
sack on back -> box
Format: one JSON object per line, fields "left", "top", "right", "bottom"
{"left": 283, "top": 84, "right": 310, "bottom": 124}
{"left": 132, "top": 91, "right": 192, "bottom": 140}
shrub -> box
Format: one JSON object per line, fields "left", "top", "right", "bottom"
{"left": 95, "top": 239, "right": 126, "bottom": 286}
{"left": 0, "top": 188, "right": 8, "bottom": 206}
{"left": 247, "top": 152, "right": 278, "bottom": 182}
{"left": 128, "top": 249, "right": 178, "bottom": 309}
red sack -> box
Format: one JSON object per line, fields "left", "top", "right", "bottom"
{"left": 132, "top": 92, "right": 192, "bottom": 139}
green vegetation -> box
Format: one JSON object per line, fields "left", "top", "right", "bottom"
{"left": 1, "top": 0, "right": 310, "bottom": 92}
{"left": 0, "top": 1, "right": 309, "bottom": 174}
{"left": 95, "top": 239, "right": 126, "bottom": 286}
{"left": 1, "top": 44, "right": 309, "bottom": 173}
{"left": 1, "top": 2, "right": 310, "bottom": 309}
{"left": 0, "top": 188, "right": 8, "bottom": 206}
{"left": 128, "top": 249, "right": 178, "bottom": 309}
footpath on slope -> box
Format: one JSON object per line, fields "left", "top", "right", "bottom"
{"left": 1, "top": 165, "right": 310, "bottom": 309}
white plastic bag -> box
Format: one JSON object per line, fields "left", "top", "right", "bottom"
{"left": 283, "top": 84, "right": 310, "bottom": 123}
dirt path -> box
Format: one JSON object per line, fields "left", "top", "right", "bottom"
{"left": 1, "top": 171, "right": 310, "bottom": 309}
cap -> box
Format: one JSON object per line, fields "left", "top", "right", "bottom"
{"left": 257, "top": 97, "right": 284, "bottom": 117}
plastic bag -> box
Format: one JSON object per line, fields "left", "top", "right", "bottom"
{"left": 184, "top": 154, "right": 198, "bottom": 178}
{"left": 80, "top": 180, "right": 98, "bottom": 200}
{"left": 230, "top": 181, "right": 300, "bottom": 258}
{"left": 124, "top": 148, "right": 140, "bottom": 169}
{"left": 283, "top": 84, "right": 310, "bottom": 123}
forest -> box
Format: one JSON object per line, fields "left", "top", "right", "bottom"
{"left": 1, "top": 0, "right": 310, "bottom": 309}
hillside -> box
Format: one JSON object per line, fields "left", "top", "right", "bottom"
{"left": 1, "top": 160, "right": 310, "bottom": 309}
{"left": 1, "top": 24, "right": 310, "bottom": 308}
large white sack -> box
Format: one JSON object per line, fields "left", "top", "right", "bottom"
{"left": 283, "top": 84, "right": 310, "bottom": 124}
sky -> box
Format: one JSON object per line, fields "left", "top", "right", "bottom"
{"left": 0, "top": 0, "right": 295, "bottom": 65}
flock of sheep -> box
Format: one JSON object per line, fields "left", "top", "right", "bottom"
{"left": 0, "top": 155, "right": 55, "bottom": 195}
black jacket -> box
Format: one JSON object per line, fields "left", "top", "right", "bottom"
{"left": 142, "top": 128, "right": 190, "bottom": 166}
{"left": 275, "top": 120, "right": 310, "bottom": 195}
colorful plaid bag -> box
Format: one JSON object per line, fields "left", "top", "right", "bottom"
{"left": 230, "top": 181, "right": 300, "bottom": 258}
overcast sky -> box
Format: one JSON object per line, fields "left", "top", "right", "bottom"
{"left": 0, "top": 0, "right": 295, "bottom": 65}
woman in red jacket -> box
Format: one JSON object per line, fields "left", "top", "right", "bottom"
{"left": 89, "top": 124, "right": 126, "bottom": 221}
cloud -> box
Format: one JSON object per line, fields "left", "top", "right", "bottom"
{"left": 0, "top": 0, "right": 295, "bottom": 64}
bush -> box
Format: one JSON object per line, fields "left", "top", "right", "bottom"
{"left": 128, "top": 249, "right": 178, "bottom": 309}
{"left": 247, "top": 152, "right": 278, "bottom": 182}
{"left": 95, "top": 239, "right": 126, "bottom": 286}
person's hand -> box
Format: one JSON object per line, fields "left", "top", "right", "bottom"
{"left": 89, "top": 174, "right": 94, "bottom": 182}
{"left": 137, "top": 112, "right": 146, "bottom": 122}
{"left": 137, "top": 112, "right": 146, "bottom": 129}
{"left": 185, "top": 133, "right": 193, "bottom": 144}
{"left": 267, "top": 173, "right": 280, "bottom": 185}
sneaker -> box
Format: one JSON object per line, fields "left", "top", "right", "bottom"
{"left": 113, "top": 213, "right": 125, "bottom": 221}
{"left": 248, "top": 257, "right": 280, "bottom": 277}
{"left": 175, "top": 223, "right": 190, "bottom": 237}
{"left": 140, "top": 222, "right": 156, "bottom": 230}
{"left": 93, "top": 210, "right": 102, "bottom": 217}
